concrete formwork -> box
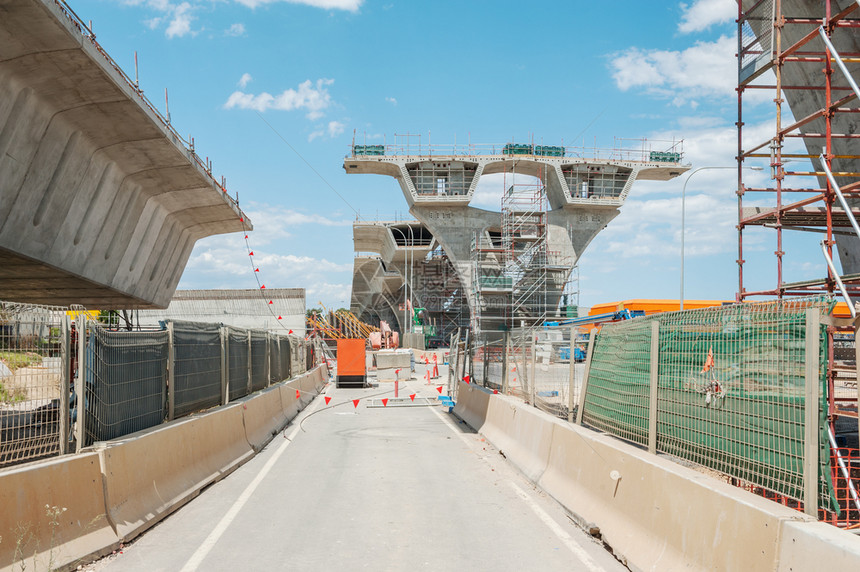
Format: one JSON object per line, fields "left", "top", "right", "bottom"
{"left": 0, "top": 0, "right": 250, "bottom": 308}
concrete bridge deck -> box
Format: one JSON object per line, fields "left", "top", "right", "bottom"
{"left": 91, "top": 365, "right": 623, "bottom": 572}
{"left": 0, "top": 0, "right": 250, "bottom": 308}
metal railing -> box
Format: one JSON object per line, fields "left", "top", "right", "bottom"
{"left": 348, "top": 138, "right": 685, "bottom": 164}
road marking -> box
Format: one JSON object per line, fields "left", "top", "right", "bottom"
{"left": 508, "top": 481, "right": 605, "bottom": 572}
{"left": 427, "top": 401, "right": 473, "bottom": 447}
{"left": 428, "top": 402, "right": 605, "bottom": 571}
{"left": 179, "top": 393, "right": 326, "bottom": 572}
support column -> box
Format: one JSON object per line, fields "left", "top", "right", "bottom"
{"left": 220, "top": 326, "right": 228, "bottom": 405}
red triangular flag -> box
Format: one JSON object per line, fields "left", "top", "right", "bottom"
{"left": 296, "top": 389, "right": 301, "bottom": 399}
{"left": 409, "top": 394, "right": 416, "bottom": 402}
{"left": 382, "top": 398, "right": 388, "bottom": 407}
{"left": 395, "top": 368, "right": 401, "bottom": 374}
{"left": 436, "top": 386, "right": 442, "bottom": 393}
{"left": 277, "top": 316, "right": 282, "bottom": 320}
{"left": 288, "top": 329, "right": 293, "bottom": 334}
{"left": 254, "top": 268, "right": 259, "bottom": 272}
{"left": 464, "top": 375, "right": 470, "bottom": 384}
{"left": 324, "top": 396, "right": 332, "bottom": 405}
{"left": 244, "top": 234, "right": 248, "bottom": 239}
{"left": 352, "top": 399, "right": 360, "bottom": 408}
{"left": 701, "top": 347, "right": 715, "bottom": 373}
{"left": 493, "top": 389, "right": 498, "bottom": 394}
{"left": 249, "top": 251, "right": 254, "bottom": 256}
{"left": 268, "top": 300, "right": 273, "bottom": 304}
{"left": 261, "top": 285, "right": 266, "bottom": 289}
{"left": 239, "top": 217, "right": 244, "bottom": 222}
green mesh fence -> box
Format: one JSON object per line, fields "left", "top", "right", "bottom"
{"left": 582, "top": 297, "right": 839, "bottom": 513}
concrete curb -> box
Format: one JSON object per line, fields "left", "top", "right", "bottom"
{"left": 452, "top": 380, "right": 860, "bottom": 571}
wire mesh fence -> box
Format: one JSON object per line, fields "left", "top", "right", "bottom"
{"left": 172, "top": 321, "right": 222, "bottom": 418}
{"left": 84, "top": 325, "right": 168, "bottom": 445}
{"left": 0, "top": 299, "right": 316, "bottom": 469}
{"left": 227, "top": 328, "right": 250, "bottom": 402}
{"left": 581, "top": 297, "right": 838, "bottom": 513}
{"left": 0, "top": 302, "right": 68, "bottom": 467}
{"left": 250, "top": 332, "right": 268, "bottom": 392}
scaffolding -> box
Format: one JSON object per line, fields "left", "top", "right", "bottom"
{"left": 471, "top": 165, "right": 558, "bottom": 336}
{"left": 737, "top": 0, "right": 860, "bottom": 302}
{"left": 737, "top": 0, "right": 860, "bottom": 526}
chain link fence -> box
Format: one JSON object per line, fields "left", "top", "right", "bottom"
{"left": 0, "top": 302, "right": 68, "bottom": 467}
{"left": 1, "top": 301, "right": 316, "bottom": 468}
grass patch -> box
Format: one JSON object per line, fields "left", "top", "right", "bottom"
{"left": 0, "top": 380, "right": 26, "bottom": 403}
{"left": 0, "top": 351, "right": 43, "bottom": 371}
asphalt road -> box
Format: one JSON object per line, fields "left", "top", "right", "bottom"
{"left": 94, "top": 368, "right": 625, "bottom": 572}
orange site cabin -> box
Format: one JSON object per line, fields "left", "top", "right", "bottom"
{"left": 336, "top": 338, "right": 366, "bottom": 388}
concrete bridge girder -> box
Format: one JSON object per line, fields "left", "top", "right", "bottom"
{"left": 0, "top": 0, "right": 250, "bottom": 308}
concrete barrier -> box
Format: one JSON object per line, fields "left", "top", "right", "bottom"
{"left": 777, "top": 520, "right": 860, "bottom": 569}
{"left": 538, "top": 421, "right": 812, "bottom": 570}
{"left": 480, "top": 394, "right": 557, "bottom": 482}
{"left": 0, "top": 453, "right": 117, "bottom": 572}
{"left": 280, "top": 380, "right": 302, "bottom": 421}
{"left": 241, "top": 386, "right": 289, "bottom": 452}
{"left": 99, "top": 402, "right": 253, "bottom": 541}
{"left": 452, "top": 381, "right": 491, "bottom": 431}
{"left": 457, "top": 386, "right": 860, "bottom": 571}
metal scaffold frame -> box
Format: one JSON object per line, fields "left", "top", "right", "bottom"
{"left": 737, "top": 0, "right": 860, "bottom": 302}
{"left": 737, "top": 0, "right": 860, "bottom": 525}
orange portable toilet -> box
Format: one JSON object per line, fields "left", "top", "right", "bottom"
{"left": 337, "top": 338, "right": 367, "bottom": 388}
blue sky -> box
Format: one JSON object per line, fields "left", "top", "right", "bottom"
{"left": 70, "top": 0, "right": 822, "bottom": 311}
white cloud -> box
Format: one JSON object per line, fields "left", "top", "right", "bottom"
{"left": 238, "top": 73, "right": 253, "bottom": 88}
{"left": 165, "top": 2, "right": 193, "bottom": 38}
{"left": 232, "top": 0, "right": 363, "bottom": 10}
{"left": 145, "top": 16, "right": 162, "bottom": 29}
{"left": 679, "top": 0, "right": 736, "bottom": 34}
{"left": 226, "top": 23, "right": 246, "bottom": 36}
{"left": 327, "top": 120, "right": 345, "bottom": 137}
{"left": 610, "top": 35, "right": 736, "bottom": 106}
{"left": 224, "top": 78, "right": 334, "bottom": 119}
{"left": 385, "top": 96, "right": 397, "bottom": 105}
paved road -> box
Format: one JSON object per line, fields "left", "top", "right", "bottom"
{"left": 95, "top": 367, "right": 624, "bottom": 572}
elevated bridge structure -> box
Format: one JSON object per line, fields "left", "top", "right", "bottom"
{"left": 345, "top": 143, "right": 688, "bottom": 334}
{"left": 0, "top": 0, "right": 249, "bottom": 308}
{"left": 352, "top": 219, "right": 467, "bottom": 345}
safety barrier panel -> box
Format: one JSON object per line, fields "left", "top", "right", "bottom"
{"left": 451, "top": 382, "right": 491, "bottom": 431}
{"left": 452, "top": 380, "right": 860, "bottom": 571}
{"left": 0, "top": 453, "right": 117, "bottom": 571}
{"left": 97, "top": 402, "right": 253, "bottom": 541}
{"left": 241, "top": 386, "right": 288, "bottom": 452}
{"left": 480, "top": 395, "right": 558, "bottom": 483}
